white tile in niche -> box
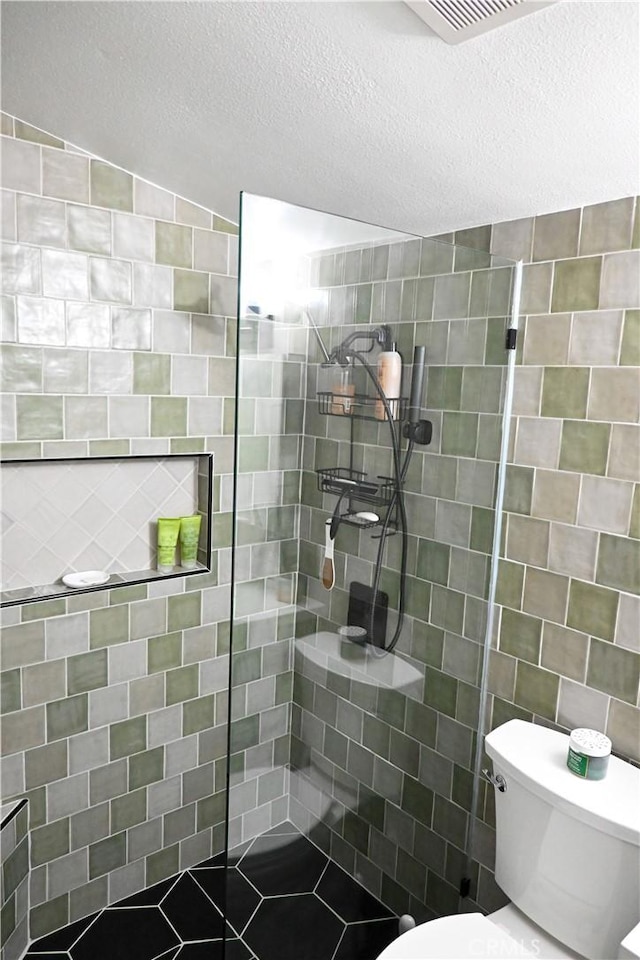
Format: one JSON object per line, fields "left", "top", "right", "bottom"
{"left": 1, "top": 457, "right": 201, "bottom": 591}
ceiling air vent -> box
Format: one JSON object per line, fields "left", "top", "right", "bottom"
{"left": 405, "top": 0, "right": 557, "bottom": 44}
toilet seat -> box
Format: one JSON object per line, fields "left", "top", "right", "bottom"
{"left": 376, "top": 912, "right": 540, "bottom": 959}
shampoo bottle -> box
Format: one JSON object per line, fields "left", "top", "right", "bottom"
{"left": 375, "top": 342, "right": 402, "bottom": 420}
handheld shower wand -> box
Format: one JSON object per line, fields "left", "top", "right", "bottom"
{"left": 404, "top": 345, "right": 431, "bottom": 445}
{"left": 408, "top": 346, "right": 426, "bottom": 425}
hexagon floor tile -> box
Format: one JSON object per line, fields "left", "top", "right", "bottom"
{"left": 25, "top": 821, "right": 397, "bottom": 960}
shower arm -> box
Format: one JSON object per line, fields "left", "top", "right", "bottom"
{"left": 326, "top": 325, "right": 391, "bottom": 366}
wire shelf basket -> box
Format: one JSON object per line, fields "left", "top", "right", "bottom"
{"left": 316, "top": 466, "right": 396, "bottom": 506}
{"left": 316, "top": 391, "right": 407, "bottom": 422}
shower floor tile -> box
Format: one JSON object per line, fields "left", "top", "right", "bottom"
{"left": 25, "top": 821, "right": 397, "bottom": 960}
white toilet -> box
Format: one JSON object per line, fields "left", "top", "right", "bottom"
{"left": 378, "top": 719, "right": 640, "bottom": 960}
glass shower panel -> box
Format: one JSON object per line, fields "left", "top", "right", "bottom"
{"left": 227, "top": 192, "right": 518, "bottom": 957}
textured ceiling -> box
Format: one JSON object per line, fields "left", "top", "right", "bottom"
{"left": 1, "top": 1, "right": 638, "bottom": 235}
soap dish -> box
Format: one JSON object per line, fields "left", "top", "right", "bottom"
{"left": 62, "top": 570, "right": 110, "bottom": 589}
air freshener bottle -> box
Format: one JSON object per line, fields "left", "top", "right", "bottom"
{"left": 567, "top": 728, "right": 612, "bottom": 780}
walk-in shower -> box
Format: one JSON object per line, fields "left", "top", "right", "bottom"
{"left": 224, "top": 193, "right": 521, "bottom": 959}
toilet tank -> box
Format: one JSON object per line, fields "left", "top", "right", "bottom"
{"left": 485, "top": 720, "right": 640, "bottom": 960}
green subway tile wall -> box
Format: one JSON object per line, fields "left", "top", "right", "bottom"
{"left": 283, "top": 197, "right": 639, "bottom": 922}
{"left": 0, "top": 113, "right": 251, "bottom": 939}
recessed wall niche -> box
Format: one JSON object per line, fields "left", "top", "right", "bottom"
{"left": 0, "top": 453, "right": 213, "bottom": 606}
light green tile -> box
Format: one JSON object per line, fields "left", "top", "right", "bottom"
{"left": 416, "top": 540, "right": 450, "bottom": 586}
{"left": 89, "top": 605, "right": 129, "bottom": 648}
{"left": 89, "top": 832, "right": 126, "bottom": 878}
{"left": 460, "top": 367, "right": 503, "bottom": 413}
{"left": 211, "top": 216, "right": 238, "bottom": 235}
{"left": 150, "top": 397, "right": 187, "bottom": 436}
{"left": 499, "top": 608, "right": 542, "bottom": 663}
{"left": 129, "top": 747, "right": 164, "bottom": 790}
{"left": 620, "top": 310, "right": 640, "bottom": 365}
{"left": 67, "top": 650, "right": 108, "bottom": 695}
{"left": 133, "top": 353, "right": 171, "bottom": 394}
{"left": 110, "top": 716, "right": 146, "bottom": 759}
{"left": 238, "top": 436, "right": 269, "bottom": 472}
{"left": 183, "top": 694, "right": 215, "bottom": 735}
{"left": 533, "top": 209, "right": 580, "bottom": 262}
{"left": 541, "top": 622, "right": 589, "bottom": 683}
{"left": 596, "top": 534, "right": 640, "bottom": 594}
{"left": 171, "top": 437, "right": 205, "bottom": 454}
{"left": 146, "top": 843, "right": 179, "bottom": 885}
{"left": 167, "top": 593, "right": 201, "bottom": 632}
{"left": 520, "top": 262, "right": 552, "bottom": 315}
{"left": 89, "top": 439, "right": 130, "bottom": 457}
{"left": 148, "top": 632, "right": 182, "bottom": 673}
{"left": 559, "top": 420, "right": 610, "bottom": 476}
{"left": 174, "top": 270, "right": 209, "bottom": 312}
{"left": 30, "top": 894, "right": 69, "bottom": 940}
{"left": 495, "top": 560, "right": 524, "bottom": 610}
{"left": 15, "top": 120, "right": 64, "bottom": 147}
{"left": 111, "top": 787, "right": 147, "bottom": 832}
{"left": 22, "top": 598, "right": 66, "bottom": 621}
{"left": 541, "top": 367, "right": 589, "bottom": 419}
{"left": 551, "top": 257, "right": 601, "bottom": 312}
{"left": 156, "top": 221, "right": 192, "bottom": 268}
{"left": 109, "top": 584, "right": 147, "bottom": 605}
{"left": 587, "top": 638, "right": 640, "bottom": 704}
{"left": 523, "top": 567, "right": 569, "bottom": 623}
{"left": 31, "top": 819, "right": 69, "bottom": 867}
{"left": 0, "top": 669, "right": 21, "bottom": 713}
{"left": 430, "top": 585, "right": 464, "bottom": 633}
{"left": 207, "top": 357, "right": 236, "bottom": 397}
{"left": 0, "top": 441, "right": 42, "bottom": 459}
{"left": 16, "top": 396, "right": 63, "bottom": 440}
{"left": 46, "top": 695, "right": 88, "bottom": 741}
{"left": 441, "top": 412, "right": 478, "bottom": 458}
{"left": 476, "top": 413, "right": 502, "bottom": 461}
{"left": 514, "top": 661, "right": 559, "bottom": 720}
{"left": 90, "top": 160, "right": 133, "bottom": 211}
{"left": 424, "top": 666, "right": 457, "bottom": 717}
{"left": 229, "top": 714, "right": 259, "bottom": 752}
{"left": 166, "top": 664, "right": 199, "bottom": 705}
{"left": 426, "top": 367, "right": 463, "bottom": 411}
{"left": 567, "top": 580, "right": 618, "bottom": 641}
{"left": 503, "top": 465, "right": 534, "bottom": 515}
{"left": 470, "top": 507, "right": 494, "bottom": 555}
{"left": 580, "top": 198, "right": 635, "bottom": 255}
{"left": 420, "top": 239, "right": 454, "bottom": 277}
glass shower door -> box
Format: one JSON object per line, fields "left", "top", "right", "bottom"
{"left": 224, "top": 192, "right": 519, "bottom": 959}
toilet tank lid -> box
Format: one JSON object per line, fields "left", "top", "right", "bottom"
{"left": 485, "top": 720, "right": 640, "bottom": 846}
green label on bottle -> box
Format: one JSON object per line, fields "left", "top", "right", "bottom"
{"left": 567, "top": 748, "right": 589, "bottom": 777}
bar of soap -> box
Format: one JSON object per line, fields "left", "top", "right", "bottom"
{"left": 62, "top": 570, "right": 110, "bottom": 589}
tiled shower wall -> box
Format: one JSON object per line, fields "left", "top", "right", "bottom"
{"left": 290, "top": 197, "right": 640, "bottom": 922}
{"left": 0, "top": 114, "right": 251, "bottom": 940}
{"left": 292, "top": 237, "right": 514, "bottom": 922}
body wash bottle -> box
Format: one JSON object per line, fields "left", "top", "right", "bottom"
{"left": 157, "top": 517, "right": 181, "bottom": 572}
{"left": 375, "top": 342, "right": 402, "bottom": 420}
{"left": 179, "top": 515, "right": 202, "bottom": 569}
